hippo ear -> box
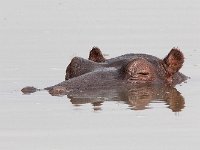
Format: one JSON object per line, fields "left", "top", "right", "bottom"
{"left": 163, "top": 48, "right": 184, "bottom": 76}
{"left": 88, "top": 47, "right": 106, "bottom": 63}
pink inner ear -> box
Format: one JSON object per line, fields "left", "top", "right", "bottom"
{"left": 89, "top": 47, "right": 105, "bottom": 62}
{"left": 163, "top": 48, "right": 184, "bottom": 76}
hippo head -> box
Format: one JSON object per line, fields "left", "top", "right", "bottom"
{"left": 66, "top": 47, "right": 186, "bottom": 86}
{"left": 65, "top": 47, "right": 187, "bottom": 88}
{"left": 123, "top": 48, "right": 185, "bottom": 85}
{"left": 21, "top": 47, "right": 187, "bottom": 96}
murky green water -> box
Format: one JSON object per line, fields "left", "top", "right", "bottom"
{"left": 0, "top": 0, "right": 200, "bottom": 149}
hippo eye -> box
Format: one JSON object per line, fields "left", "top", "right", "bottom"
{"left": 137, "top": 72, "right": 149, "bottom": 75}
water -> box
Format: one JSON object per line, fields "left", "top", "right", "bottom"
{"left": 0, "top": 0, "right": 200, "bottom": 149}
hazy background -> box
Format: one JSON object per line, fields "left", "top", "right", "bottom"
{"left": 0, "top": 0, "right": 200, "bottom": 150}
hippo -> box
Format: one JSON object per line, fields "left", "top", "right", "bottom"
{"left": 21, "top": 47, "right": 188, "bottom": 97}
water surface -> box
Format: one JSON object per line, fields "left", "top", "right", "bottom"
{"left": 0, "top": 0, "right": 200, "bottom": 149}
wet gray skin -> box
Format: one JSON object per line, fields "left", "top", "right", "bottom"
{"left": 21, "top": 47, "right": 188, "bottom": 97}
{"left": 65, "top": 47, "right": 187, "bottom": 85}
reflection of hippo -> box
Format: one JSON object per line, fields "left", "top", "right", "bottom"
{"left": 21, "top": 47, "right": 188, "bottom": 96}
{"left": 68, "top": 85, "right": 185, "bottom": 112}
